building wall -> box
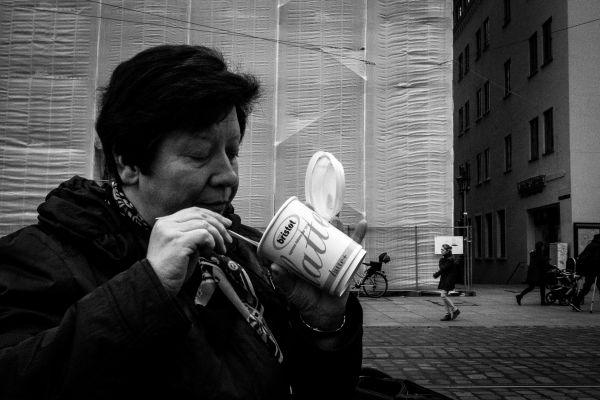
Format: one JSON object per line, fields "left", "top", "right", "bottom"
{"left": 567, "top": 1, "right": 600, "bottom": 234}
{"left": 453, "top": 0, "right": 600, "bottom": 283}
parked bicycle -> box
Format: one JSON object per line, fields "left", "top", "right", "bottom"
{"left": 351, "top": 252, "right": 390, "bottom": 298}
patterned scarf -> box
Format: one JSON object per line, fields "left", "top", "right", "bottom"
{"left": 110, "top": 181, "right": 283, "bottom": 363}
{"left": 111, "top": 181, "right": 151, "bottom": 231}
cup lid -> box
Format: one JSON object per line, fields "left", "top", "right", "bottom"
{"left": 304, "top": 151, "right": 345, "bottom": 221}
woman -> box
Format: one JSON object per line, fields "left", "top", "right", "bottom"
{"left": 433, "top": 244, "right": 460, "bottom": 321}
{"left": 0, "top": 45, "right": 366, "bottom": 399}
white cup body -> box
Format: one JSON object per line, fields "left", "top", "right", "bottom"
{"left": 258, "top": 197, "right": 366, "bottom": 296}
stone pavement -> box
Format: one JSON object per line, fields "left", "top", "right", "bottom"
{"left": 357, "top": 284, "right": 600, "bottom": 399}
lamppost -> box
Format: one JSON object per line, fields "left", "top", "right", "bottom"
{"left": 456, "top": 166, "right": 470, "bottom": 226}
{"left": 456, "top": 166, "right": 474, "bottom": 295}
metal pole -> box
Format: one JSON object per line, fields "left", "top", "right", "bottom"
{"left": 590, "top": 276, "right": 598, "bottom": 313}
{"left": 414, "top": 226, "right": 419, "bottom": 291}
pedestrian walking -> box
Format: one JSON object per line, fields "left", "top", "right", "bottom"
{"left": 516, "top": 241, "right": 553, "bottom": 306}
{"left": 433, "top": 244, "right": 460, "bottom": 321}
{"left": 570, "top": 234, "right": 600, "bottom": 312}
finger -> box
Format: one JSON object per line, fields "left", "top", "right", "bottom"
{"left": 351, "top": 219, "right": 368, "bottom": 243}
{"left": 185, "top": 229, "right": 218, "bottom": 257}
{"left": 156, "top": 211, "right": 232, "bottom": 247}
{"left": 269, "top": 263, "right": 296, "bottom": 294}
{"left": 191, "top": 225, "right": 227, "bottom": 254}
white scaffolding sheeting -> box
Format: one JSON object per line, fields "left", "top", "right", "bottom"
{"left": 0, "top": 0, "right": 453, "bottom": 289}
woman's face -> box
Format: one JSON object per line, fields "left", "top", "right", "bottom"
{"left": 134, "top": 107, "right": 241, "bottom": 222}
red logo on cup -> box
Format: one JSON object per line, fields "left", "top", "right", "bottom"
{"left": 273, "top": 215, "right": 299, "bottom": 250}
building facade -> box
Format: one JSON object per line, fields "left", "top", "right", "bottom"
{"left": 453, "top": 0, "right": 600, "bottom": 283}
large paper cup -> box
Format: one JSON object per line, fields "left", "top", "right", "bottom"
{"left": 258, "top": 197, "right": 366, "bottom": 297}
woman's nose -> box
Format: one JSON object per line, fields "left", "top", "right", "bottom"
{"left": 210, "top": 154, "right": 238, "bottom": 187}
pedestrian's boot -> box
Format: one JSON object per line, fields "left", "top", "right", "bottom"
{"left": 440, "top": 313, "right": 451, "bottom": 321}
{"left": 451, "top": 308, "right": 460, "bottom": 320}
{"left": 516, "top": 294, "right": 522, "bottom": 305}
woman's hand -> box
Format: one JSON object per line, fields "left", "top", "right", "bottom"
{"left": 270, "top": 218, "right": 368, "bottom": 331}
{"left": 146, "top": 207, "right": 232, "bottom": 295}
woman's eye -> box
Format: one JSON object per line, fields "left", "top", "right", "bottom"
{"left": 227, "top": 149, "right": 239, "bottom": 160}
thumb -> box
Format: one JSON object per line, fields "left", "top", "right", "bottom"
{"left": 351, "top": 219, "right": 368, "bottom": 244}
{"left": 269, "top": 263, "right": 296, "bottom": 295}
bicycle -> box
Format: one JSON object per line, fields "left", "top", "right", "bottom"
{"left": 351, "top": 252, "right": 390, "bottom": 298}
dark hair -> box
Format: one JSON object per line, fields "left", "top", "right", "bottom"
{"left": 96, "top": 44, "right": 261, "bottom": 181}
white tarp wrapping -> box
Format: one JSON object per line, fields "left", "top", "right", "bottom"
{"left": 0, "top": 0, "right": 453, "bottom": 290}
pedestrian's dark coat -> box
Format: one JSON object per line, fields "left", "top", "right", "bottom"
{"left": 0, "top": 177, "right": 362, "bottom": 399}
{"left": 436, "top": 253, "right": 458, "bottom": 291}
{"left": 526, "top": 249, "right": 552, "bottom": 285}
{"left": 577, "top": 234, "right": 600, "bottom": 278}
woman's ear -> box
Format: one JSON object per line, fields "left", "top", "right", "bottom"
{"left": 114, "top": 154, "right": 139, "bottom": 185}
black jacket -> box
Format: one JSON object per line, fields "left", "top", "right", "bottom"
{"left": 0, "top": 176, "right": 362, "bottom": 399}
{"left": 435, "top": 254, "right": 458, "bottom": 291}
{"left": 578, "top": 234, "right": 600, "bottom": 278}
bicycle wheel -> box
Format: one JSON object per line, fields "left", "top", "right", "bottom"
{"left": 361, "top": 271, "right": 388, "bottom": 298}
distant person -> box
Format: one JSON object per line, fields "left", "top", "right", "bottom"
{"left": 516, "top": 241, "right": 553, "bottom": 306}
{"left": 570, "top": 234, "right": 600, "bottom": 312}
{"left": 433, "top": 244, "right": 460, "bottom": 321}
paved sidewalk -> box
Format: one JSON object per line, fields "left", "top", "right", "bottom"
{"left": 357, "top": 285, "right": 600, "bottom": 399}
{"left": 359, "top": 284, "right": 600, "bottom": 327}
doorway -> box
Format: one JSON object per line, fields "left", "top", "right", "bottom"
{"left": 529, "top": 203, "right": 560, "bottom": 249}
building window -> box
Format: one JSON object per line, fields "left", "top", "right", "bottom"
{"left": 458, "top": 107, "right": 464, "bottom": 134}
{"left": 454, "top": 0, "right": 464, "bottom": 24}
{"left": 496, "top": 209, "right": 506, "bottom": 258}
{"left": 464, "top": 44, "right": 470, "bottom": 75}
{"left": 476, "top": 153, "right": 482, "bottom": 184}
{"left": 543, "top": 17, "right": 553, "bottom": 65}
{"left": 483, "top": 18, "right": 490, "bottom": 50}
{"left": 483, "top": 148, "right": 490, "bottom": 181}
{"left": 465, "top": 161, "right": 471, "bottom": 189}
{"left": 529, "top": 32, "right": 538, "bottom": 77}
{"left": 504, "top": 58, "right": 511, "bottom": 97}
{"left": 476, "top": 28, "right": 482, "bottom": 59}
{"left": 503, "top": 0, "right": 511, "bottom": 26}
{"left": 530, "top": 117, "right": 539, "bottom": 161}
{"left": 485, "top": 212, "right": 493, "bottom": 258}
{"left": 483, "top": 81, "right": 490, "bottom": 114}
{"left": 504, "top": 134, "right": 512, "bottom": 172}
{"left": 543, "top": 107, "right": 554, "bottom": 154}
{"left": 458, "top": 53, "right": 464, "bottom": 81}
{"left": 464, "top": 100, "right": 470, "bottom": 130}
{"left": 476, "top": 88, "right": 482, "bottom": 120}
{"left": 475, "top": 215, "right": 482, "bottom": 258}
